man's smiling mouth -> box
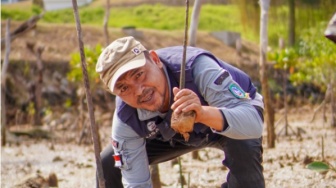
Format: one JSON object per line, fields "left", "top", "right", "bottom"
{"left": 139, "top": 89, "right": 154, "bottom": 103}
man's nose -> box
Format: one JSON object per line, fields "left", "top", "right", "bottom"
{"left": 134, "top": 83, "right": 143, "bottom": 96}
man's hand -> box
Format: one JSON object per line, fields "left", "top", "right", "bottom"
{"left": 171, "top": 87, "right": 204, "bottom": 121}
{"left": 170, "top": 87, "right": 204, "bottom": 141}
{"left": 171, "top": 87, "right": 225, "bottom": 133}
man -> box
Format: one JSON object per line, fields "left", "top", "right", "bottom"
{"left": 96, "top": 36, "right": 265, "bottom": 188}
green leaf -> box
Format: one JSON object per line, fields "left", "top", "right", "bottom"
{"left": 306, "top": 162, "right": 330, "bottom": 173}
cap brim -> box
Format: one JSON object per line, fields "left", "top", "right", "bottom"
{"left": 109, "top": 53, "right": 146, "bottom": 93}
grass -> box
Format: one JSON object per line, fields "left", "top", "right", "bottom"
{"left": 0, "top": 3, "right": 246, "bottom": 38}
{"left": 1, "top": 0, "right": 334, "bottom": 46}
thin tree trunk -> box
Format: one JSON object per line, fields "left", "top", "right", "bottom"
{"left": 278, "top": 38, "right": 290, "bottom": 135}
{"left": 288, "top": 0, "right": 295, "bottom": 46}
{"left": 78, "top": 90, "right": 87, "bottom": 144}
{"left": 325, "top": 12, "right": 336, "bottom": 127}
{"left": 331, "top": 80, "right": 335, "bottom": 127}
{"left": 188, "top": 0, "right": 202, "bottom": 47}
{"left": 188, "top": 0, "right": 202, "bottom": 160}
{"left": 310, "top": 84, "right": 331, "bottom": 123}
{"left": 26, "top": 43, "right": 44, "bottom": 126}
{"left": 283, "top": 70, "right": 289, "bottom": 135}
{"left": 35, "top": 46, "right": 44, "bottom": 126}
{"left": 72, "top": 1, "right": 105, "bottom": 187}
{"left": 150, "top": 164, "right": 161, "bottom": 188}
{"left": 103, "top": 0, "right": 110, "bottom": 46}
{"left": 259, "top": 0, "right": 275, "bottom": 148}
{"left": 1, "top": 19, "right": 11, "bottom": 146}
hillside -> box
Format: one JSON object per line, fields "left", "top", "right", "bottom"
{"left": 1, "top": 20, "right": 260, "bottom": 76}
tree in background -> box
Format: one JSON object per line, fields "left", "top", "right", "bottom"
{"left": 232, "top": 0, "right": 335, "bottom": 47}
{"left": 234, "top": 0, "right": 260, "bottom": 39}
{"left": 188, "top": 0, "right": 202, "bottom": 47}
{"left": 103, "top": 0, "right": 110, "bottom": 46}
{"left": 259, "top": 0, "right": 275, "bottom": 148}
{"left": 288, "top": 0, "right": 295, "bottom": 46}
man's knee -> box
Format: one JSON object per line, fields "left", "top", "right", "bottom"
{"left": 97, "top": 145, "right": 123, "bottom": 188}
{"left": 222, "top": 138, "right": 265, "bottom": 188}
{"left": 224, "top": 137, "right": 263, "bottom": 159}
{"left": 101, "top": 144, "right": 115, "bottom": 167}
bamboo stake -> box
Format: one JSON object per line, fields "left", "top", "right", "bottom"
{"left": 71, "top": 1, "right": 105, "bottom": 187}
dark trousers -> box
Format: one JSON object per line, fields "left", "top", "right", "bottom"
{"left": 97, "top": 133, "right": 265, "bottom": 188}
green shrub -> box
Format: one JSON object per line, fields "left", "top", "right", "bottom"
{"left": 290, "top": 22, "right": 336, "bottom": 89}
{"left": 42, "top": 9, "right": 75, "bottom": 23}
{"left": 67, "top": 44, "right": 103, "bottom": 86}
{"left": 1, "top": 9, "right": 33, "bottom": 20}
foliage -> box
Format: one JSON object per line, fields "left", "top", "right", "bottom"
{"left": 199, "top": 4, "right": 242, "bottom": 32}
{"left": 307, "top": 161, "right": 336, "bottom": 173}
{"left": 42, "top": 9, "right": 77, "bottom": 23}
{"left": 290, "top": 23, "right": 336, "bottom": 90}
{"left": 64, "top": 98, "right": 73, "bottom": 108}
{"left": 268, "top": 21, "right": 336, "bottom": 91}
{"left": 67, "top": 44, "right": 102, "bottom": 87}
{"left": 28, "top": 102, "right": 35, "bottom": 116}
{"left": 32, "top": 4, "right": 43, "bottom": 14}
{"left": 268, "top": 46, "right": 298, "bottom": 95}
{"left": 268, "top": 48, "right": 298, "bottom": 71}
{"left": 1, "top": 9, "right": 33, "bottom": 21}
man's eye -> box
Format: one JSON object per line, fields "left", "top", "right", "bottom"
{"left": 136, "top": 71, "right": 143, "bottom": 78}
{"left": 120, "top": 86, "right": 128, "bottom": 93}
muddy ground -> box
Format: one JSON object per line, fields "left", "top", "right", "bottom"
{"left": 2, "top": 105, "right": 336, "bottom": 188}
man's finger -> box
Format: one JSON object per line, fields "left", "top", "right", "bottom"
{"left": 172, "top": 87, "right": 180, "bottom": 97}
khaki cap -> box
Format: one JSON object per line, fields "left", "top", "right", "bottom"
{"left": 96, "top": 36, "right": 147, "bottom": 93}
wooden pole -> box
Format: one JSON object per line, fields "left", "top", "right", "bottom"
{"left": 71, "top": 1, "right": 105, "bottom": 187}
{"left": 1, "top": 19, "right": 11, "bottom": 146}
{"left": 178, "top": 1, "right": 189, "bottom": 187}
{"left": 103, "top": 0, "right": 110, "bottom": 46}
{"left": 259, "top": 0, "right": 275, "bottom": 148}
{"left": 188, "top": 0, "right": 202, "bottom": 47}
{"left": 26, "top": 42, "right": 44, "bottom": 126}
{"left": 180, "top": 0, "right": 189, "bottom": 89}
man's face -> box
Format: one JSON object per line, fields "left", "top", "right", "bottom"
{"left": 113, "top": 51, "right": 169, "bottom": 112}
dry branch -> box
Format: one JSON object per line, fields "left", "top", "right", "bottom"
{"left": 1, "top": 13, "right": 44, "bottom": 48}
{"left": 1, "top": 19, "right": 11, "bottom": 146}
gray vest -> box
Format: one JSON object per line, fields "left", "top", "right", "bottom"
{"left": 116, "top": 46, "right": 256, "bottom": 146}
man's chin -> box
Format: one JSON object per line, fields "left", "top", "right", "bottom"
{"left": 145, "top": 105, "right": 160, "bottom": 112}
{"left": 141, "top": 103, "right": 162, "bottom": 112}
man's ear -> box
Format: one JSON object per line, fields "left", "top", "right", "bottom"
{"left": 149, "top": 50, "right": 163, "bottom": 67}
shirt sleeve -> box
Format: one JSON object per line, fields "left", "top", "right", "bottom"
{"left": 111, "top": 111, "right": 152, "bottom": 188}
{"left": 191, "top": 55, "right": 263, "bottom": 139}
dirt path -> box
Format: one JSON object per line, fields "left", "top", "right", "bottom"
{"left": 2, "top": 105, "right": 336, "bottom": 188}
